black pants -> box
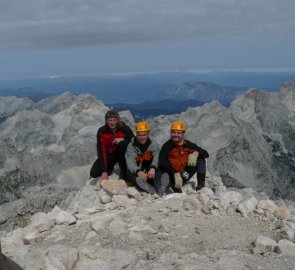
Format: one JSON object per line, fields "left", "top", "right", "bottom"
{"left": 167, "top": 158, "right": 206, "bottom": 187}
{"left": 90, "top": 142, "right": 128, "bottom": 179}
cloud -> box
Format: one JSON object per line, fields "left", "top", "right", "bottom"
{"left": 1, "top": 0, "right": 295, "bottom": 51}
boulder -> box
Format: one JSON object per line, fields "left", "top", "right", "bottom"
{"left": 237, "top": 197, "right": 258, "bottom": 217}
{"left": 275, "top": 239, "right": 295, "bottom": 256}
{"left": 257, "top": 200, "right": 278, "bottom": 213}
{"left": 274, "top": 207, "right": 291, "bottom": 220}
{"left": 101, "top": 180, "right": 128, "bottom": 195}
{"left": 252, "top": 235, "right": 277, "bottom": 254}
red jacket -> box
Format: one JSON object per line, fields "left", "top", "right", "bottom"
{"left": 96, "top": 122, "right": 134, "bottom": 172}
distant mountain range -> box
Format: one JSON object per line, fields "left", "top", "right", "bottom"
{"left": 1, "top": 71, "right": 294, "bottom": 119}
{"left": 107, "top": 99, "right": 204, "bottom": 120}
{"left": 1, "top": 71, "right": 294, "bottom": 103}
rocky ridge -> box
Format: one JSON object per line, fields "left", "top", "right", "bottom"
{"left": 1, "top": 175, "right": 295, "bottom": 269}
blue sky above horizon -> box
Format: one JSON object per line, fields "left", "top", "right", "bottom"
{"left": 1, "top": 0, "right": 295, "bottom": 79}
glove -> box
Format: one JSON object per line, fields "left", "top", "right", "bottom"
{"left": 174, "top": 172, "right": 183, "bottom": 189}
{"left": 188, "top": 151, "right": 199, "bottom": 166}
{"left": 137, "top": 171, "right": 147, "bottom": 181}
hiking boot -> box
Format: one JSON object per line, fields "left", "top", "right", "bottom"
{"left": 173, "top": 188, "right": 183, "bottom": 193}
{"left": 157, "top": 173, "right": 170, "bottom": 197}
{"left": 135, "top": 177, "right": 156, "bottom": 195}
{"left": 195, "top": 185, "right": 205, "bottom": 191}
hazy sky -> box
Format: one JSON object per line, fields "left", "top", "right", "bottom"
{"left": 1, "top": 0, "right": 295, "bottom": 78}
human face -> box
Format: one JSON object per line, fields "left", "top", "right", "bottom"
{"left": 171, "top": 130, "right": 184, "bottom": 144}
{"left": 106, "top": 118, "right": 118, "bottom": 130}
{"left": 136, "top": 132, "right": 149, "bottom": 144}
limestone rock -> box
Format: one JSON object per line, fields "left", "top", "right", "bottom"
{"left": 98, "top": 189, "right": 112, "bottom": 204}
{"left": 275, "top": 239, "right": 295, "bottom": 256}
{"left": 276, "top": 226, "right": 295, "bottom": 242}
{"left": 48, "top": 206, "right": 76, "bottom": 225}
{"left": 257, "top": 200, "right": 278, "bottom": 213}
{"left": 219, "top": 191, "right": 242, "bottom": 209}
{"left": 30, "top": 212, "right": 55, "bottom": 232}
{"left": 101, "top": 179, "right": 128, "bottom": 195}
{"left": 109, "top": 218, "right": 128, "bottom": 236}
{"left": 237, "top": 197, "right": 258, "bottom": 217}
{"left": 126, "top": 187, "right": 140, "bottom": 199}
{"left": 274, "top": 207, "right": 291, "bottom": 220}
{"left": 23, "top": 231, "right": 41, "bottom": 245}
{"left": 252, "top": 235, "right": 277, "bottom": 254}
{"left": 75, "top": 247, "right": 137, "bottom": 270}
{"left": 112, "top": 195, "right": 135, "bottom": 209}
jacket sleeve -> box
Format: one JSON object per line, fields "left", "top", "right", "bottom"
{"left": 125, "top": 142, "right": 140, "bottom": 174}
{"left": 159, "top": 141, "right": 176, "bottom": 175}
{"left": 96, "top": 128, "right": 107, "bottom": 172}
{"left": 187, "top": 141, "right": 209, "bottom": 158}
{"left": 120, "top": 124, "right": 134, "bottom": 149}
{"left": 150, "top": 141, "right": 160, "bottom": 169}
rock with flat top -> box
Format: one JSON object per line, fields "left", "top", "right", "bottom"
{"left": 101, "top": 180, "right": 128, "bottom": 195}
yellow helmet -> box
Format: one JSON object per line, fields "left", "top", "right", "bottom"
{"left": 136, "top": 121, "right": 150, "bottom": 132}
{"left": 171, "top": 121, "right": 185, "bottom": 131}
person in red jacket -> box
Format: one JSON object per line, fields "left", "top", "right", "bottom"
{"left": 90, "top": 109, "right": 134, "bottom": 180}
{"left": 159, "top": 121, "right": 209, "bottom": 193}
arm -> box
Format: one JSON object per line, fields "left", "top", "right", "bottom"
{"left": 149, "top": 141, "right": 160, "bottom": 169}
{"left": 186, "top": 141, "right": 209, "bottom": 158}
{"left": 125, "top": 142, "right": 141, "bottom": 174}
{"left": 159, "top": 141, "right": 176, "bottom": 176}
{"left": 97, "top": 128, "right": 107, "bottom": 173}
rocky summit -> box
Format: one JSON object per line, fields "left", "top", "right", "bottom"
{"left": 0, "top": 81, "right": 294, "bottom": 269}
{"left": 1, "top": 175, "right": 295, "bottom": 269}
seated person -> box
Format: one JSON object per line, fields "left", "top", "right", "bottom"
{"left": 159, "top": 121, "right": 209, "bottom": 193}
{"left": 125, "top": 121, "right": 162, "bottom": 195}
{"left": 90, "top": 109, "right": 134, "bottom": 183}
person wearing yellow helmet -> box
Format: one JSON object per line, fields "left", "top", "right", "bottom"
{"left": 158, "top": 120, "right": 209, "bottom": 193}
{"left": 125, "top": 121, "right": 162, "bottom": 195}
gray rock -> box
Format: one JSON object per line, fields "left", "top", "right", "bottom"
{"left": 109, "top": 218, "right": 128, "bottom": 236}
{"left": 276, "top": 226, "right": 295, "bottom": 242}
{"left": 23, "top": 231, "right": 41, "bottom": 245}
{"left": 30, "top": 212, "right": 55, "bottom": 232}
{"left": 75, "top": 246, "right": 137, "bottom": 269}
{"left": 237, "top": 196, "right": 258, "bottom": 217}
{"left": 274, "top": 207, "right": 291, "bottom": 220}
{"left": 49, "top": 206, "right": 76, "bottom": 225}
{"left": 218, "top": 191, "right": 242, "bottom": 209}
{"left": 275, "top": 239, "right": 295, "bottom": 256}
{"left": 257, "top": 200, "right": 278, "bottom": 213}
{"left": 112, "top": 195, "right": 135, "bottom": 208}
{"left": 252, "top": 235, "right": 277, "bottom": 254}
{"left": 98, "top": 188, "right": 112, "bottom": 204}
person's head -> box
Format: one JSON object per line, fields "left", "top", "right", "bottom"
{"left": 105, "top": 109, "right": 121, "bottom": 130}
{"left": 170, "top": 121, "right": 185, "bottom": 144}
{"left": 135, "top": 121, "right": 150, "bottom": 144}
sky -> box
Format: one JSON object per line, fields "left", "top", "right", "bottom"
{"left": 1, "top": 0, "right": 295, "bottom": 79}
